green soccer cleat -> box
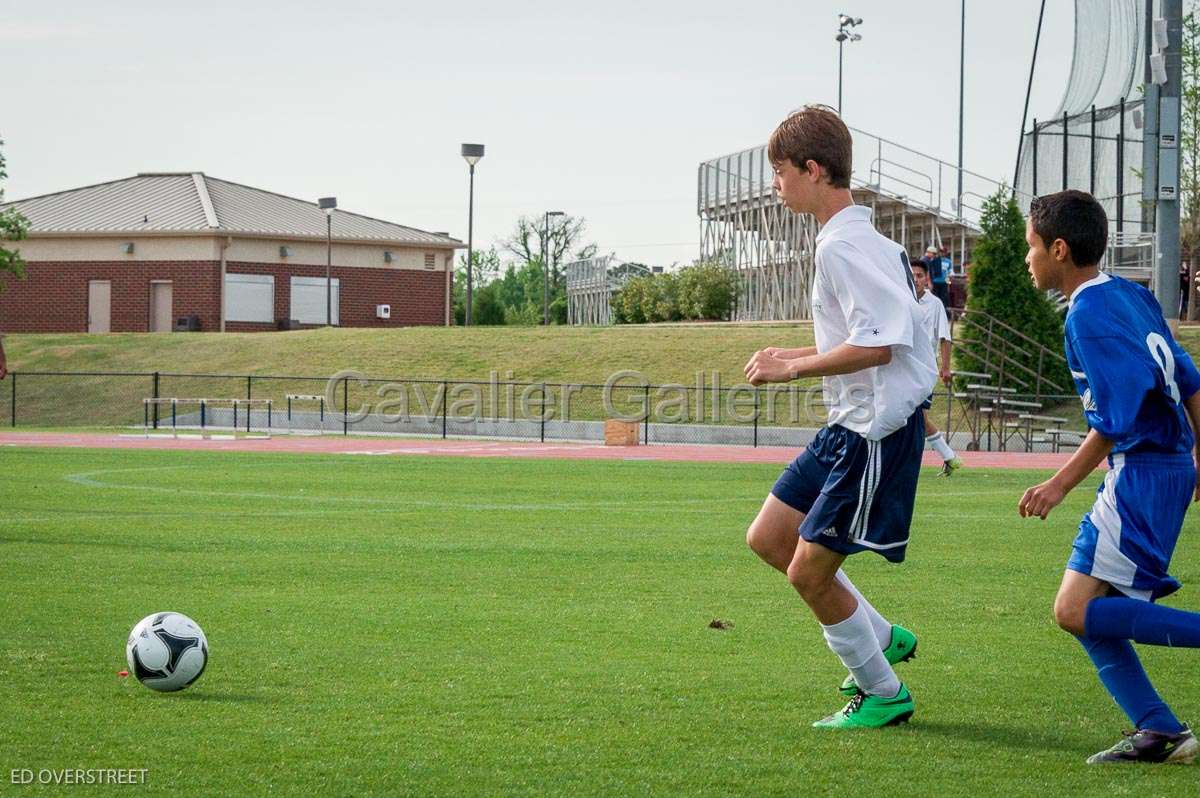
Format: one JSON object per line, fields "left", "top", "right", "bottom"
{"left": 839, "top": 624, "right": 918, "bottom": 696}
{"left": 937, "top": 457, "right": 963, "bottom": 477}
{"left": 813, "top": 684, "right": 915, "bottom": 729}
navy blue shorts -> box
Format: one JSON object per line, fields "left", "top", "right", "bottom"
{"left": 771, "top": 410, "right": 925, "bottom": 563}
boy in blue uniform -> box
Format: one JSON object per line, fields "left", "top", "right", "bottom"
{"left": 1019, "top": 190, "right": 1200, "bottom": 764}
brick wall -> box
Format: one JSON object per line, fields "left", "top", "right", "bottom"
{"left": 0, "top": 260, "right": 448, "bottom": 333}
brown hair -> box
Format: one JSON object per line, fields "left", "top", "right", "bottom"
{"left": 767, "top": 105, "right": 852, "bottom": 189}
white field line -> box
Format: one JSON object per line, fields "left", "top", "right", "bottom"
{"left": 62, "top": 466, "right": 738, "bottom": 513}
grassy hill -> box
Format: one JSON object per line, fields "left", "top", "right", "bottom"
{"left": 9, "top": 322, "right": 1200, "bottom": 384}
{"left": 4, "top": 324, "right": 820, "bottom": 386}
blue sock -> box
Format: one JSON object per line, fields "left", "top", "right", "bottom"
{"left": 1077, "top": 635, "right": 1184, "bottom": 734}
{"left": 1086, "top": 596, "right": 1200, "bottom": 647}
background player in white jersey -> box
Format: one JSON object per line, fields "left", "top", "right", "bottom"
{"left": 1019, "top": 190, "right": 1200, "bottom": 764}
{"left": 910, "top": 260, "right": 962, "bottom": 475}
{"left": 744, "top": 106, "right": 937, "bottom": 728}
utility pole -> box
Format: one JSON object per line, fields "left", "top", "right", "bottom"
{"left": 1156, "top": 0, "right": 1184, "bottom": 325}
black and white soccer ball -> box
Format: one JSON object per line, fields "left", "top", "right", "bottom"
{"left": 125, "top": 612, "right": 208, "bottom": 692}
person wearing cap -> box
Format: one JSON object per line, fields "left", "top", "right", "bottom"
{"left": 928, "top": 246, "right": 951, "bottom": 311}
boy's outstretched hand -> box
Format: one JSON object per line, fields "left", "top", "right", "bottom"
{"left": 1018, "top": 478, "right": 1066, "bottom": 520}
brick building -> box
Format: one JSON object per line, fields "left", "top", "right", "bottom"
{"left": 0, "top": 173, "right": 462, "bottom": 332}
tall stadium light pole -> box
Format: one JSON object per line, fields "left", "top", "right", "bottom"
{"left": 835, "top": 14, "right": 863, "bottom": 115}
{"left": 318, "top": 197, "right": 337, "bottom": 326}
{"left": 1156, "top": 0, "right": 1184, "bottom": 323}
{"left": 542, "top": 210, "right": 564, "bottom": 326}
{"left": 956, "top": 0, "right": 965, "bottom": 221}
{"left": 460, "top": 144, "right": 485, "bottom": 326}
{"left": 1014, "top": 0, "right": 1047, "bottom": 190}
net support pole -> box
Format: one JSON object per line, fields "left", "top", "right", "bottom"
{"left": 1032, "top": 119, "right": 1039, "bottom": 194}
{"left": 1117, "top": 98, "right": 1126, "bottom": 235}
{"left": 1062, "top": 111, "right": 1069, "bottom": 190}
{"left": 1090, "top": 105, "right": 1097, "bottom": 195}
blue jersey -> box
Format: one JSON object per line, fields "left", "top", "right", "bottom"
{"left": 1065, "top": 273, "right": 1200, "bottom": 456}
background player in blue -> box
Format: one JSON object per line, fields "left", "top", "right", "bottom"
{"left": 1019, "top": 189, "right": 1200, "bottom": 764}
{"left": 744, "top": 106, "right": 936, "bottom": 729}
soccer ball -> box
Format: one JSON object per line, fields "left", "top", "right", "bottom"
{"left": 125, "top": 612, "right": 208, "bottom": 692}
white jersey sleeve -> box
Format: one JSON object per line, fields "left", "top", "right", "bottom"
{"left": 820, "top": 240, "right": 916, "bottom": 351}
{"left": 931, "top": 295, "right": 951, "bottom": 342}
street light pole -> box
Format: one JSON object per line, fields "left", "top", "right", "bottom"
{"left": 542, "top": 210, "right": 564, "bottom": 326}
{"left": 957, "top": 0, "right": 966, "bottom": 221}
{"left": 318, "top": 196, "right": 337, "bottom": 326}
{"left": 460, "top": 144, "right": 486, "bottom": 326}
{"left": 838, "top": 36, "right": 844, "bottom": 114}
{"left": 835, "top": 14, "right": 863, "bottom": 115}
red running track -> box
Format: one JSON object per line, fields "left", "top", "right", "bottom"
{"left": 0, "top": 431, "right": 1075, "bottom": 470}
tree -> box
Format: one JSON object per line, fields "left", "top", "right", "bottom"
{"left": 0, "top": 137, "right": 29, "bottom": 286}
{"left": 452, "top": 247, "right": 501, "bottom": 325}
{"left": 641, "top": 272, "right": 681, "bottom": 323}
{"left": 959, "top": 189, "right": 1070, "bottom": 392}
{"left": 676, "top": 262, "right": 739, "bottom": 320}
{"left": 499, "top": 214, "right": 597, "bottom": 291}
{"left": 471, "top": 282, "right": 506, "bottom": 325}
{"left": 615, "top": 276, "right": 650, "bottom": 324}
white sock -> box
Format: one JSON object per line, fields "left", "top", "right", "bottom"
{"left": 822, "top": 603, "right": 902, "bottom": 698}
{"left": 834, "top": 569, "right": 892, "bottom": 648}
{"left": 927, "top": 431, "right": 956, "bottom": 461}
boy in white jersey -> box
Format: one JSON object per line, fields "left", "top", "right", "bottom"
{"left": 744, "top": 106, "right": 937, "bottom": 728}
{"left": 910, "top": 259, "right": 962, "bottom": 475}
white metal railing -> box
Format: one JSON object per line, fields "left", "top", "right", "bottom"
{"left": 698, "top": 125, "right": 1028, "bottom": 230}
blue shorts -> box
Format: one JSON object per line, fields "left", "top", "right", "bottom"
{"left": 1067, "top": 452, "right": 1195, "bottom": 601}
{"left": 770, "top": 410, "right": 925, "bottom": 563}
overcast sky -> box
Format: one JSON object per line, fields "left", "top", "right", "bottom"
{"left": 0, "top": 1, "right": 1075, "bottom": 268}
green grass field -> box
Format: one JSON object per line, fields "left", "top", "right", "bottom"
{"left": 4, "top": 446, "right": 1200, "bottom": 795}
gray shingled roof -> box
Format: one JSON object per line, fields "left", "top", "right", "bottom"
{"left": 0, "top": 172, "right": 463, "bottom": 247}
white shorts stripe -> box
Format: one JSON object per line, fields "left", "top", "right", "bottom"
{"left": 1085, "top": 460, "right": 1148, "bottom": 599}
{"left": 847, "top": 442, "right": 874, "bottom": 537}
{"left": 852, "top": 441, "right": 881, "bottom": 542}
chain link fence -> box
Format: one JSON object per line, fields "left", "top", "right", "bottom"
{"left": 4, "top": 370, "right": 1087, "bottom": 452}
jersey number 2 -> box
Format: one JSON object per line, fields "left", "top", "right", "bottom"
{"left": 1146, "top": 332, "right": 1182, "bottom": 404}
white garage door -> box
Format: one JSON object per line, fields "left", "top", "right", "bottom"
{"left": 291, "top": 276, "right": 340, "bottom": 325}
{"left": 225, "top": 274, "right": 274, "bottom": 323}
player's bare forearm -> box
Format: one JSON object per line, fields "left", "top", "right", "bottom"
{"left": 939, "top": 340, "right": 951, "bottom": 371}
{"left": 1048, "top": 429, "right": 1113, "bottom": 494}
{"left": 787, "top": 343, "right": 891, "bottom": 380}
{"left": 770, "top": 346, "right": 818, "bottom": 360}
{"left": 1184, "top": 391, "right": 1200, "bottom": 452}
{"left": 1184, "top": 390, "right": 1200, "bottom": 501}
{"left": 745, "top": 343, "right": 887, "bottom": 386}
{"left": 1018, "top": 429, "right": 1113, "bottom": 519}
